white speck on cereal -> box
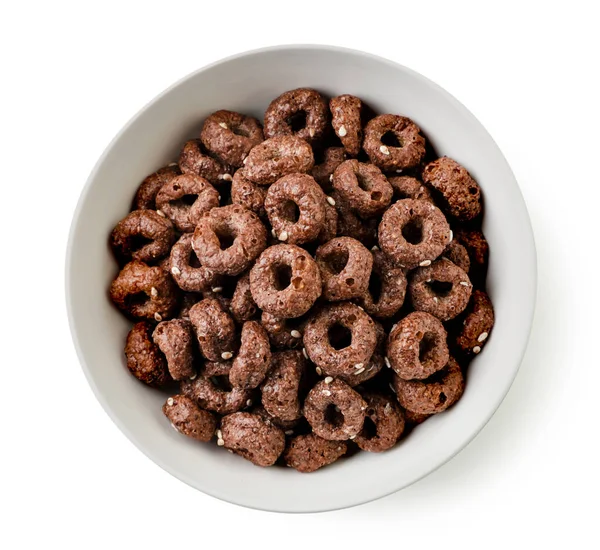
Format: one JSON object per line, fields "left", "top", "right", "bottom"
{"left": 156, "top": 209, "right": 166, "bottom": 217}
{"left": 354, "top": 363, "right": 364, "bottom": 370}
{"left": 218, "top": 173, "right": 224, "bottom": 180}
{"left": 478, "top": 332, "right": 489, "bottom": 342}
{"left": 449, "top": 230, "right": 453, "bottom": 242}
{"left": 323, "top": 390, "right": 331, "bottom": 396}
{"left": 290, "top": 330, "right": 301, "bottom": 338}
{"left": 329, "top": 174, "right": 334, "bottom": 182}
{"left": 285, "top": 430, "right": 294, "bottom": 435}
{"left": 309, "top": 128, "right": 315, "bottom": 138}
{"left": 371, "top": 245, "right": 379, "bottom": 251}
{"left": 338, "top": 125, "right": 347, "bottom": 137}
{"left": 168, "top": 162, "right": 178, "bottom": 167}
{"left": 189, "top": 373, "right": 197, "bottom": 380}
{"left": 391, "top": 323, "right": 397, "bottom": 332}
{"left": 396, "top": 169, "right": 403, "bottom": 174}
{"left": 171, "top": 266, "right": 181, "bottom": 275}
{"left": 389, "top": 382, "right": 395, "bottom": 392}
{"left": 217, "top": 438, "right": 225, "bottom": 446}
{"left": 384, "top": 356, "right": 391, "bottom": 369}
{"left": 278, "top": 231, "right": 288, "bottom": 241}
{"left": 150, "top": 286, "right": 158, "bottom": 297}
{"left": 354, "top": 367, "right": 365, "bottom": 375}
{"left": 324, "top": 376, "right": 333, "bottom": 384}
{"left": 349, "top": 434, "right": 356, "bottom": 440}
{"left": 243, "top": 156, "right": 248, "bottom": 164}
{"left": 216, "top": 429, "right": 223, "bottom": 439}
{"left": 302, "top": 348, "right": 309, "bottom": 360}
{"left": 271, "top": 228, "right": 277, "bottom": 238}
{"left": 419, "top": 260, "right": 432, "bottom": 267}
{"left": 335, "top": 406, "right": 341, "bottom": 413}
{"left": 221, "top": 351, "right": 233, "bottom": 360}
{"left": 426, "top": 279, "right": 432, "bottom": 283}
{"left": 218, "top": 122, "right": 228, "bottom": 129}
{"left": 380, "top": 145, "right": 390, "bottom": 155}
{"left": 222, "top": 173, "right": 233, "bottom": 182}
{"left": 154, "top": 312, "right": 162, "bottom": 322}
{"left": 326, "top": 196, "right": 336, "bottom": 206}
{"left": 433, "top": 297, "right": 439, "bottom": 303}
{"left": 357, "top": 305, "right": 364, "bottom": 311}
{"left": 211, "top": 286, "right": 223, "bottom": 293}
{"left": 170, "top": 423, "right": 179, "bottom": 432}
{"left": 315, "top": 366, "right": 323, "bottom": 376}
{"left": 473, "top": 346, "right": 482, "bottom": 354}
{"left": 384, "top": 403, "right": 392, "bottom": 414}
{"left": 337, "top": 446, "right": 342, "bottom": 451}
{"left": 167, "top": 397, "right": 174, "bottom": 406}
{"left": 246, "top": 399, "right": 252, "bottom": 407}
{"left": 460, "top": 281, "right": 469, "bottom": 286}
{"left": 217, "top": 195, "right": 221, "bottom": 201}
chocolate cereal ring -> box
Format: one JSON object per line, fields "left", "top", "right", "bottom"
{"left": 409, "top": 257, "right": 473, "bottom": 321}
{"left": 221, "top": 412, "right": 285, "bottom": 467}
{"left": 455, "top": 290, "right": 494, "bottom": 356}
{"left": 189, "top": 298, "right": 237, "bottom": 362}
{"left": 332, "top": 160, "right": 393, "bottom": 218}
{"left": 263, "top": 88, "right": 328, "bottom": 144}
{"left": 354, "top": 393, "right": 405, "bottom": 452}
{"left": 110, "top": 209, "right": 175, "bottom": 265}
{"left": 124, "top": 321, "right": 170, "bottom": 387}
{"left": 315, "top": 237, "right": 373, "bottom": 301}
{"left": 178, "top": 139, "right": 232, "bottom": 187}
{"left": 162, "top": 394, "right": 217, "bottom": 442}
{"left": 109, "top": 260, "right": 180, "bottom": 321}
{"left": 363, "top": 114, "right": 426, "bottom": 171}
{"left": 422, "top": 157, "right": 482, "bottom": 221}
{"left": 442, "top": 240, "right": 471, "bottom": 273}
{"left": 229, "top": 272, "right": 258, "bottom": 323}
{"left": 261, "top": 350, "right": 308, "bottom": 422}
{"left": 133, "top": 164, "right": 180, "bottom": 210}
{"left": 393, "top": 357, "right": 465, "bottom": 414}
{"left": 283, "top": 433, "right": 347, "bottom": 472}
{"left": 378, "top": 199, "right": 451, "bottom": 269}
{"left": 330, "top": 94, "right": 363, "bottom": 157}
{"left": 303, "top": 302, "right": 377, "bottom": 379}
{"left": 264, "top": 173, "right": 326, "bottom": 245}
{"left": 200, "top": 110, "right": 264, "bottom": 168}
{"left": 304, "top": 379, "right": 367, "bottom": 441}
{"left": 230, "top": 321, "right": 271, "bottom": 390}
{"left": 403, "top": 408, "right": 431, "bottom": 426}
{"left": 155, "top": 173, "right": 220, "bottom": 232}
{"left": 359, "top": 250, "right": 407, "bottom": 318}
{"left": 311, "top": 147, "right": 346, "bottom": 189}
{"left": 388, "top": 175, "right": 433, "bottom": 203}
{"left": 230, "top": 168, "right": 268, "bottom": 219}
{"left": 260, "top": 311, "right": 305, "bottom": 350}
{"left": 250, "top": 244, "right": 322, "bottom": 318}
{"left": 169, "top": 233, "right": 220, "bottom": 292}
{"left": 152, "top": 319, "right": 196, "bottom": 381}
{"left": 192, "top": 205, "right": 267, "bottom": 276}
{"left": 387, "top": 311, "right": 449, "bottom": 380}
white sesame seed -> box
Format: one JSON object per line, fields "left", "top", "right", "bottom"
{"left": 228, "top": 449, "right": 234, "bottom": 453}
{"left": 171, "top": 266, "right": 181, "bottom": 275}
{"left": 217, "top": 195, "right": 221, "bottom": 200}
{"left": 419, "top": 260, "right": 432, "bottom": 267}
{"left": 389, "top": 382, "right": 395, "bottom": 392}
{"left": 384, "top": 403, "right": 392, "bottom": 414}
{"left": 218, "top": 122, "right": 228, "bottom": 129}
{"left": 278, "top": 231, "right": 288, "bottom": 241}
{"left": 323, "top": 390, "right": 331, "bottom": 396}
{"left": 460, "top": 281, "right": 469, "bottom": 286}
{"left": 391, "top": 324, "right": 397, "bottom": 331}
{"left": 271, "top": 228, "right": 277, "bottom": 238}
{"left": 478, "top": 332, "right": 489, "bottom": 342}
{"left": 335, "top": 406, "right": 341, "bottom": 413}
{"left": 380, "top": 145, "right": 390, "bottom": 155}
{"left": 303, "top": 348, "right": 309, "bottom": 360}
{"left": 396, "top": 169, "right": 403, "bottom": 174}
{"left": 222, "top": 173, "right": 233, "bottom": 182}
{"left": 150, "top": 286, "right": 158, "bottom": 297}
{"left": 338, "top": 125, "right": 347, "bottom": 137}
{"left": 156, "top": 209, "right": 166, "bottom": 217}
{"left": 170, "top": 423, "right": 179, "bottom": 432}
{"left": 168, "top": 162, "right": 178, "bottom": 167}
{"left": 354, "top": 367, "right": 365, "bottom": 375}
{"left": 315, "top": 366, "right": 322, "bottom": 376}
{"left": 246, "top": 399, "right": 253, "bottom": 407}
{"left": 217, "top": 438, "right": 225, "bottom": 446}
{"left": 356, "top": 305, "right": 364, "bottom": 311}
{"left": 290, "top": 329, "right": 302, "bottom": 338}
{"left": 211, "top": 286, "right": 223, "bottom": 293}
{"left": 354, "top": 363, "right": 364, "bottom": 370}
{"left": 337, "top": 446, "right": 342, "bottom": 451}
{"left": 426, "top": 279, "right": 432, "bottom": 283}
{"left": 349, "top": 434, "right": 356, "bottom": 440}
{"left": 329, "top": 174, "right": 334, "bottom": 182}
{"left": 326, "top": 196, "right": 336, "bottom": 206}
{"left": 243, "top": 156, "right": 248, "bottom": 164}
{"left": 309, "top": 128, "right": 315, "bottom": 137}
{"left": 218, "top": 174, "right": 224, "bottom": 180}
{"left": 449, "top": 230, "right": 454, "bottom": 242}
{"left": 285, "top": 430, "right": 294, "bottom": 435}
{"left": 325, "top": 376, "right": 333, "bottom": 384}
{"left": 473, "top": 346, "right": 482, "bottom": 354}
{"left": 433, "top": 297, "right": 439, "bottom": 303}
{"left": 154, "top": 312, "right": 162, "bottom": 322}
{"left": 216, "top": 429, "right": 223, "bottom": 439}
{"left": 167, "top": 397, "right": 174, "bottom": 406}
{"left": 384, "top": 356, "right": 391, "bottom": 369}
{"left": 221, "top": 351, "right": 233, "bottom": 360}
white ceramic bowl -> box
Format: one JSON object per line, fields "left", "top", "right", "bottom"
{"left": 66, "top": 45, "right": 536, "bottom": 513}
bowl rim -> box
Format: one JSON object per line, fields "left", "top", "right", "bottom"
{"left": 65, "top": 44, "right": 537, "bottom": 513}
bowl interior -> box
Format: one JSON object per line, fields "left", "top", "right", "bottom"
{"left": 67, "top": 46, "right": 536, "bottom": 513}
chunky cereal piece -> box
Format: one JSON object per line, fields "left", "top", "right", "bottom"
{"left": 332, "top": 160, "right": 393, "bottom": 218}
{"left": 181, "top": 361, "right": 252, "bottom": 415}
{"left": 229, "top": 272, "right": 258, "bottom": 323}
{"left": 221, "top": 412, "right": 285, "bottom": 467}
{"left": 304, "top": 379, "right": 367, "bottom": 441}
{"left": 124, "top": 321, "right": 170, "bottom": 387}
{"left": 333, "top": 191, "right": 378, "bottom": 248}
{"left": 311, "top": 147, "right": 346, "bottom": 189}
{"left": 354, "top": 393, "right": 405, "bottom": 452}
{"left": 110, "top": 209, "right": 175, "bottom": 265}
{"left": 388, "top": 175, "right": 433, "bottom": 203}
{"left": 155, "top": 173, "right": 220, "bottom": 233}
{"left": 455, "top": 290, "right": 494, "bottom": 356}
{"left": 192, "top": 204, "right": 267, "bottom": 276}
{"left": 200, "top": 110, "right": 263, "bottom": 167}
{"left": 168, "top": 233, "right": 220, "bottom": 292}
{"left": 378, "top": 199, "right": 451, "bottom": 269}
{"left": 109, "top": 260, "right": 180, "bottom": 321}
{"left": 264, "top": 173, "right": 326, "bottom": 245}
{"left": 409, "top": 257, "right": 473, "bottom": 321}
{"left": 359, "top": 250, "right": 407, "bottom": 318}
{"left": 230, "top": 321, "right": 271, "bottom": 390}
{"left": 250, "top": 244, "right": 322, "bottom": 318}
{"left": 443, "top": 239, "right": 471, "bottom": 273}
{"left": 303, "top": 302, "right": 377, "bottom": 380}
{"left": 261, "top": 351, "right": 308, "bottom": 422}
{"left": 316, "top": 237, "right": 373, "bottom": 301}
{"left": 283, "top": 433, "right": 347, "bottom": 472}
{"left": 261, "top": 311, "right": 305, "bottom": 350}
{"left": 133, "top": 164, "right": 180, "bottom": 210}
{"left": 244, "top": 135, "right": 314, "bottom": 185}
{"left": 188, "top": 298, "right": 237, "bottom": 362}
{"left": 387, "top": 311, "right": 449, "bottom": 380}
{"left": 263, "top": 88, "right": 329, "bottom": 145}
{"left": 162, "top": 394, "right": 217, "bottom": 442}
{"left": 330, "top": 94, "right": 363, "bottom": 157}
{"left": 363, "top": 114, "right": 426, "bottom": 171}
{"left": 454, "top": 227, "right": 489, "bottom": 286}
{"left": 230, "top": 168, "right": 268, "bottom": 219}
{"left": 152, "top": 318, "right": 196, "bottom": 381}
{"left": 178, "top": 139, "right": 232, "bottom": 187}
{"left": 392, "top": 356, "right": 465, "bottom": 414}
{"left": 422, "top": 157, "right": 482, "bottom": 221}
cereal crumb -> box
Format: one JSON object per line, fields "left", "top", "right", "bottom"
{"left": 285, "top": 430, "right": 294, "bottom": 435}
{"left": 167, "top": 397, "right": 174, "bottom": 406}
{"left": 473, "top": 346, "right": 482, "bottom": 354}
{"left": 217, "top": 438, "right": 225, "bottom": 446}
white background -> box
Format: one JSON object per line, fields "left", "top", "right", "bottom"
{"left": 1, "top": 0, "right": 598, "bottom": 548}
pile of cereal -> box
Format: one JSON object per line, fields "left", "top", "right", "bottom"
{"left": 108, "top": 88, "right": 494, "bottom": 473}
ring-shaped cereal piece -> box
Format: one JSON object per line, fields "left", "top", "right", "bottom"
{"left": 311, "top": 147, "right": 347, "bottom": 190}
{"left": 189, "top": 298, "right": 238, "bottom": 362}
{"left": 363, "top": 114, "right": 426, "bottom": 171}
{"left": 303, "top": 302, "right": 377, "bottom": 379}
{"left": 250, "top": 244, "right": 322, "bottom": 319}
{"left": 332, "top": 192, "right": 378, "bottom": 248}
{"left": 125, "top": 321, "right": 171, "bottom": 387}
{"left": 263, "top": 88, "right": 329, "bottom": 145}
{"left": 230, "top": 169, "right": 268, "bottom": 219}
{"left": 315, "top": 237, "right": 373, "bottom": 301}
{"left": 378, "top": 199, "right": 451, "bottom": 269}
{"left": 283, "top": 433, "right": 347, "bottom": 472}
{"left": 330, "top": 94, "right": 363, "bottom": 156}
{"left": 332, "top": 159, "right": 393, "bottom": 218}
{"left": 265, "top": 173, "right": 326, "bottom": 245}
{"left": 152, "top": 318, "right": 196, "bottom": 381}
{"left": 303, "top": 379, "right": 367, "bottom": 441}
{"left": 359, "top": 250, "right": 407, "bottom": 318}
{"left": 109, "top": 260, "right": 180, "bottom": 321}
{"left": 168, "top": 233, "right": 220, "bottom": 292}
{"left": 229, "top": 272, "right": 258, "bottom": 323}
{"left": 178, "top": 139, "right": 232, "bottom": 186}
{"left": 392, "top": 356, "right": 465, "bottom": 415}
{"left": 244, "top": 135, "right": 314, "bottom": 185}
{"left": 200, "top": 110, "right": 264, "bottom": 168}
{"left": 422, "top": 157, "right": 482, "bottom": 221}
{"left": 409, "top": 257, "right": 473, "bottom": 321}
{"left": 443, "top": 240, "right": 471, "bottom": 273}
{"left": 133, "top": 164, "right": 180, "bottom": 210}
{"left": 454, "top": 227, "right": 489, "bottom": 287}
{"left": 230, "top": 321, "right": 272, "bottom": 390}
{"left": 388, "top": 175, "right": 433, "bottom": 203}
{"left": 354, "top": 393, "right": 405, "bottom": 452}
{"left": 455, "top": 290, "right": 494, "bottom": 356}
{"left": 221, "top": 412, "right": 285, "bottom": 467}
{"left": 192, "top": 204, "right": 267, "bottom": 276}
{"left": 162, "top": 394, "right": 217, "bottom": 442}
{"left": 110, "top": 209, "right": 175, "bottom": 265}
{"left": 155, "top": 173, "right": 220, "bottom": 233}
{"left": 261, "top": 311, "right": 305, "bottom": 350}
{"left": 387, "top": 311, "right": 449, "bottom": 380}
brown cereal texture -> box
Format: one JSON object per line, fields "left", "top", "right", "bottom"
{"left": 125, "top": 321, "right": 171, "bottom": 387}
{"left": 317, "top": 200, "right": 339, "bottom": 244}
{"left": 163, "top": 394, "right": 217, "bottom": 442}
{"left": 169, "top": 233, "right": 220, "bottom": 292}
{"left": 454, "top": 227, "right": 489, "bottom": 287}
{"left": 261, "top": 311, "right": 305, "bottom": 350}
{"left": 283, "top": 433, "right": 347, "bottom": 472}
{"left": 229, "top": 272, "right": 258, "bottom": 323}
{"left": 311, "top": 147, "right": 346, "bottom": 189}
{"left": 443, "top": 239, "right": 471, "bottom": 273}
{"left": 188, "top": 298, "right": 237, "bottom": 362}
{"left": 230, "top": 321, "right": 271, "bottom": 390}
{"left": 455, "top": 290, "right": 494, "bottom": 356}
{"left": 333, "top": 191, "right": 378, "bottom": 248}
{"left": 230, "top": 168, "right": 268, "bottom": 219}
{"left": 330, "top": 94, "right": 363, "bottom": 157}
{"left": 153, "top": 318, "right": 195, "bottom": 381}
{"left": 178, "top": 139, "right": 232, "bottom": 187}
{"left": 133, "top": 164, "right": 180, "bottom": 211}
{"left": 388, "top": 175, "right": 433, "bottom": 203}
{"left": 261, "top": 350, "right": 307, "bottom": 422}
{"left": 354, "top": 393, "right": 405, "bottom": 452}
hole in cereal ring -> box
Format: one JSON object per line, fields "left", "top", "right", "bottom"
{"left": 469, "top": 187, "right": 478, "bottom": 195}
{"left": 357, "top": 172, "right": 372, "bottom": 192}
{"left": 325, "top": 404, "right": 344, "bottom": 427}
{"left": 281, "top": 200, "right": 300, "bottom": 223}
{"left": 273, "top": 263, "right": 293, "bottom": 291}
{"left": 215, "top": 228, "right": 236, "bottom": 250}
{"left": 232, "top": 125, "right": 250, "bottom": 138}
{"left": 371, "top": 191, "right": 382, "bottom": 201}
{"left": 439, "top": 392, "right": 447, "bottom": 404}
{"left": 381, "top": 131, "right": 401, "bottom": 147}
{"left": 345, "top": 277, "right": 355, "bottom": 286}
{"left": 346, "top": 314, "right": 357, "bottom": 323}
{"left": 362, "top": 416, "right": 378, "bottom": 440}
{"left": 323, "top": 248, "right": 349, "bottom": 274}
{"left": 124, "top": 292, "right": 149, "bottom": 309}
{"left": 368, "top": 272, "right": 382, "bottom": 302}
{"left": 328, "top": 323, "right": 352, "bottom": 350}
{"left": 401, "top": 217, "right": 423, "bottom": 244}
{"left": 291, "top": 276, "right": 304, "bottom": 290}
{"left": 188, "top": 248, "right": 202, "bottom": 268}
{"left": 426, "top": 280, "right": 453, "bottom": 297}
{"left": 419, "top": 333, "right": 437, "bottom": 363}
{"left": 287, "top": 110, "right": 307, "bottom": 132}
{"left": 170, "top": 194, "right": 198, "bottom": 209}
{"left": 211, "top": 376, "right": 233, "bottom": 392}
{"left": 128, "top": 234, "right": 153, "bottom": 252}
